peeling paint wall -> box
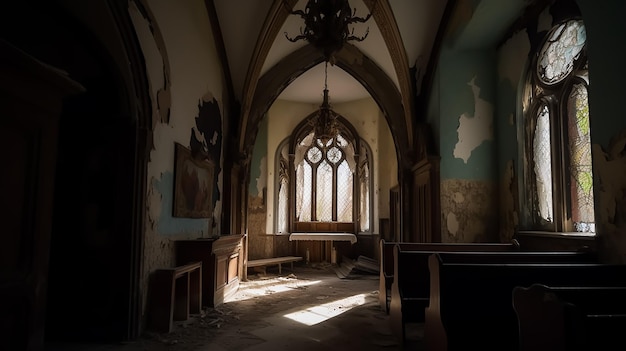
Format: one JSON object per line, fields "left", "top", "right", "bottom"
{"left": 593, "top": 131, "right": 626, "bottom": 263}
{"left": 439, "top": 49, "right": 497, "bottom": 180}
{"left": 441, "top": 179, "right": 498, "bottom": 242}
{"left": 248, "top": 114, "right": 270, "bottom": 258}
{"left": 436, "top": 48, "right": 498, "bottom": 242}
{"left": 575, "top": 0, "right": 626, "bottom": 263}
{"left": 248, "top": 195, "right": 271, "bottom": 259}
{"left": 453, "top": 76, "right": 494, "bottom": 163}
{"left": 496, "top": 26, "right": 530, "bottom": 243}
{"left": 137, "top": 0, "right": 226, "bottom": 316}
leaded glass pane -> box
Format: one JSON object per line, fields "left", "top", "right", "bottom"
{"left": 567, "top": 83, "right": 595, "bottom": 232}
{"left": 297, "top": 162, "right": 312, "bottom": 221}
{"left": 278, "top": 177, "right": 288, "bottom": 233}
{"left": 538, "top": 20, "right": 586, "bottom": 85}
{"left": 534, "top": 105, "right": 553, "bottom": 222}
{"left": 316, "top": 161, "right": 333, "bottom": 221}
{"left": 327, "top": 146, "right": 343, "bottom": 164}
{"left": 307, "top": 147, "right": 322, "bottom": 164}
{"left": 337, "top": 160, "right": 353, "bottom": 222}
{"left": 359, "top": 148, "right": 370, "bottom": 232}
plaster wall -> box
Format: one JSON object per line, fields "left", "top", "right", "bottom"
{"left": 436, "top": 48, "right": 498, "bottom": 242}
{"left": 377, "top": 111, "right": 396, "bottom": 219}
{"left": 133, "top": 0, "right": 226, "bottom": 313}
{"left": 441, "top": 179, "right": 498, "bottom": 243}
{"left": 496, "top": 27, "right": 530, "bottom": 241}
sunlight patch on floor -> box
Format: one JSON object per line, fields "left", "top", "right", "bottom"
{"left": 283, "top": 293, "right": 367, "bottom": 326}
{"left": 227, "top": 277, "right": 321, "bottom": 302}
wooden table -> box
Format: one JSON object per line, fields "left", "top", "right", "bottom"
{"left": 289, "top": 233, "right": 357, "bottom": 263}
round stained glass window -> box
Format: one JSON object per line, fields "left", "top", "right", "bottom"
{"left": 327, "top": 146, "right": 343, "bottom": 163}
{"left": 537, "top": 20, "right": 586, "bottom": 85}
{"left": 307, "top": 147, "right": 322, "bottom": 163}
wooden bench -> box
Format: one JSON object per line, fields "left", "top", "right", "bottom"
{"left": 247, "top": 256, "right": 303, "bottom": 275}
{"left": 379, "top": 240, "right": 519, "bottom": 313}
{"left": 513, "top": 283, "right": 626, "bottom": 351}
{"left": 389, "top": 247, "right": 596, "bottom": 343}
{"left": 425, "top": 253, "right": 626, "bottom": 351}
{"left": 149, "top": 261, "right": 202, "bottom": 333}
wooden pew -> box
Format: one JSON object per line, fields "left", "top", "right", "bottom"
{"left": 513, "top": 283, "right": 626, "bottom": 351}
{"left": 378, "top": 239, "right": 519, "bottom": 313}
{"left": 425, "top": 253, "right": 626, "bottom": 351}
{"left": 390, "top": 248, "right": 596, "bottom": 344}
{"left": 383, "top": 240, "right": 520, "bottom": 342}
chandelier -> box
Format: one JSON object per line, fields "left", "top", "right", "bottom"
{"left": 285, "top": 0, "right": 371, "bottom": 63}
{"left": 286, "top": 0, "right": 371, "bottom": 144}
{"left": 310, "top": 61, "right": 340, "bottom": 144}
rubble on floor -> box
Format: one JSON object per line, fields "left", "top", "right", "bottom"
{"left": 334, "top": 255, "right": 379, "bottom": 278}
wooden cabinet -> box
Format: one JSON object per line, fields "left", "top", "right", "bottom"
{"left": 175, "top": 235, "right": 244, "bottom": 307}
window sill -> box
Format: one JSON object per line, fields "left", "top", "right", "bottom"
{"left": 515, "top": 231, "right": 596, "bottom": 251}
{"left": 516, "top": 231, "right": 595, "bottom": 238}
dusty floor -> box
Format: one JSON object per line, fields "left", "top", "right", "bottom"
{"left": 45, "top": 264, "right": 423, "bottom": 351}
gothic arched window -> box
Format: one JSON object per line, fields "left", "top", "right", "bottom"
{"left": 275, "top": 119, "right": 372, "bottom": 234}
{"left": 521, "top": 18, "right": 594, "bottom": 233}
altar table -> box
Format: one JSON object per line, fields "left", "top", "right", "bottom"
{"left": 289, "top": 233, "right": 357, "bottom": 263}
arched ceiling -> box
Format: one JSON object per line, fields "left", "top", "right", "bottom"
{"left": 213, "top": 0, "right": 448, "bottom": 105}
{"left": 210, "top": 0, "right": 537, "bottom": 164}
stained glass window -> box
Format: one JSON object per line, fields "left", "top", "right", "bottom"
{"left": 538, "top": 20, "right": 586, "bottom": 85}
{"left": 296, "top": 131, "right": 354, "bottom": 222}
{"left": 533, "top": 105, "right": 553, "bottom": 222}
{"left": 523, "top": 17, "right": 594, "bottom": 233}
{"left": 359, "top": 143, "right": 370, "bottom": 232}
{"left": 276, "top": 119, "right": 372, "bottom": 233}
{"left": 277, "top": 150, "right": 289, "bottom": 233}
{"left": 567, "top": 83, "right": 595, "bottom": 232}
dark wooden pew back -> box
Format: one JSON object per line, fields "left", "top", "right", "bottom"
{"left": 426, "top": 254, "right": 626, "bottom": 351}
{"left": 388, "top": 246, "right": 593, "bottom": 343}
{"left": 378, "top": 240, "right": 519, "bottom": 312}
{"left": 513, "top": 283, "right": 626, "bottom": 351}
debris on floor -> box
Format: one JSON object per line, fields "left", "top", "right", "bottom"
{"left": 334, "top": 255, "right": 379, "bottom": 278}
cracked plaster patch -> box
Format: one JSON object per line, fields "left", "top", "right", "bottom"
{"left": 592, "top": 131, "right": 626, "bottom": 263}
{"left": 441, "top": 179, "right": 498, "bottom": 242}
{"left": 453, "top": 192, "right": 465, "bottom": 203}
{"left": 498, "top": 30, "right": 530, "bottom": 87}
{"left": 593, "top": 134, "right": 626, "bottom": 228}
{"left": 453, "top": 76, "right": 494, "bottom": 163}
{"left": 447, "top": 212, "right": 459, "bottom": 236}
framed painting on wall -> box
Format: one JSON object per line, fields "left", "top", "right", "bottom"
{"left": 173, "top": 142, "right": 214, "bottom": 218}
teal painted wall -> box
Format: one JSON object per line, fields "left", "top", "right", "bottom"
{"left": 439, "top": 48, "right": 498, "bottom": 181}
{"left": 576, "top": 0, "right": 626, "bottom": 149}
{"left": 154, "top": 171, "right": 209, "bottom": 236}
{"left": 495, "top": 29, "right": 529, "bottom": 183}
{"left": 427, "top": 66, "right": 441, "bottom": 154}
{"left": 249, "top": 114, "right": 268, "bottom": 196}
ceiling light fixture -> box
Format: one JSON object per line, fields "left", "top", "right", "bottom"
{"left": 285, "top": 0, "right": 371, "bottom": 64}
{"left": 310, "top": 61, "right": 339, "bottom": 145}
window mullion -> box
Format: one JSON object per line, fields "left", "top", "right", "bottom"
{"left": 332, "top": 163, "right": 338, "bottom": 221}
{"left": 551, "top": 98, "right": 569, "bottom": 232}
{"left": 311, "top": 164, "right": 317, "bottom": 221}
